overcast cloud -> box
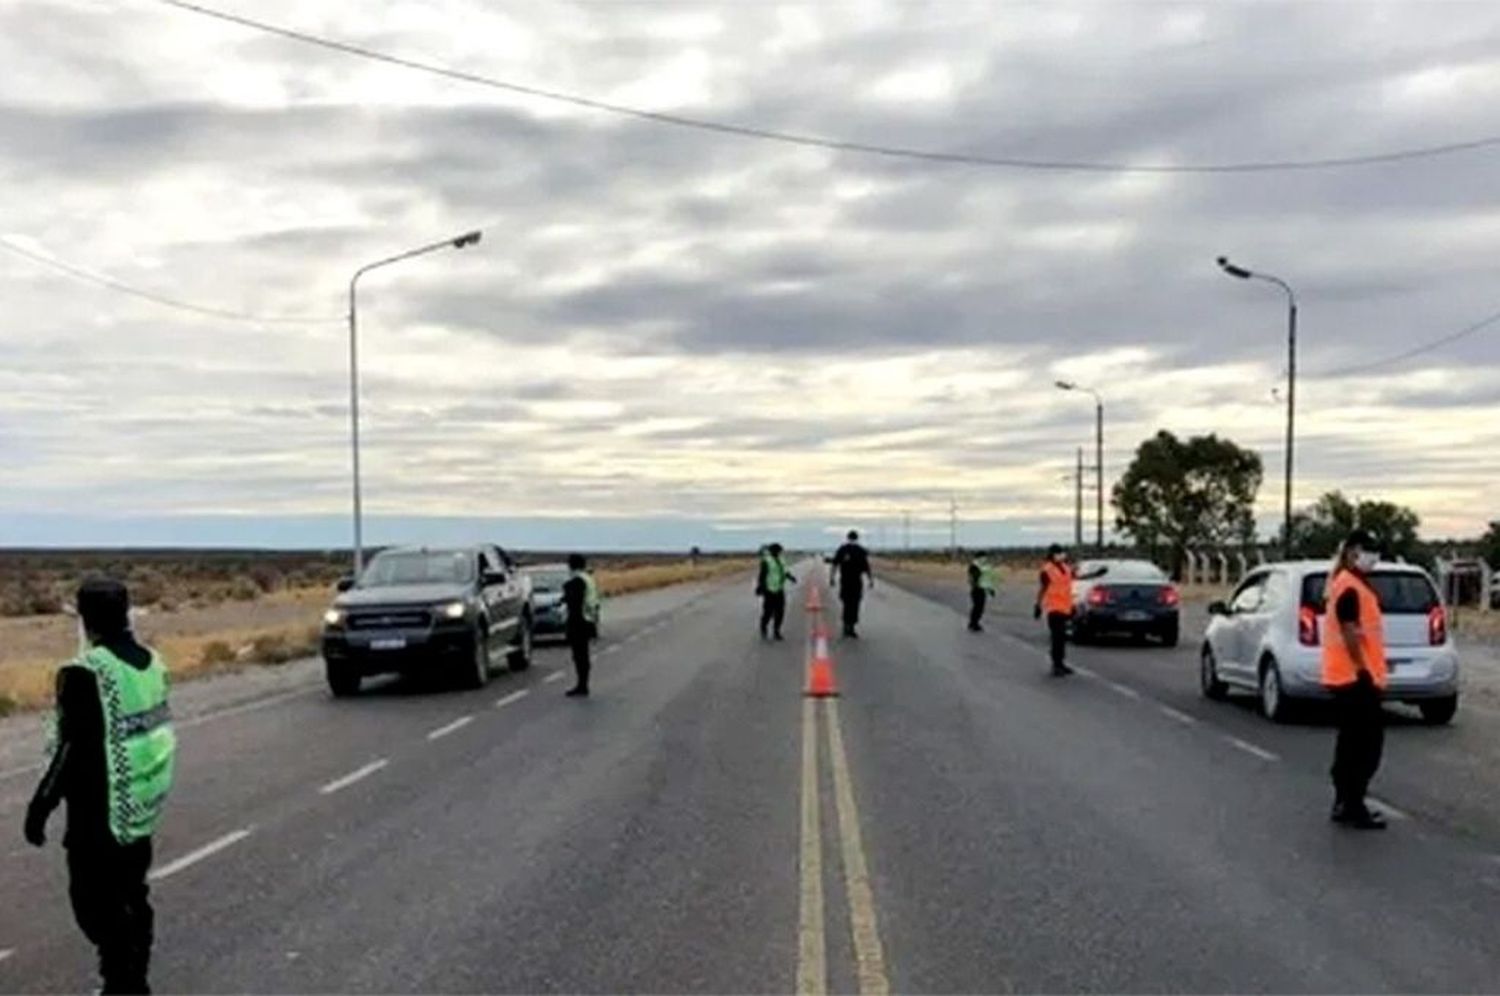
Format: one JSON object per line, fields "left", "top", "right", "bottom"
{"left": 2, "top": 0, "right": 1498, "bottom": 549}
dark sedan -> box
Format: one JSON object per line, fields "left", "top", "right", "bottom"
{"left": 1070, "top": 559, "right": 1180, "bottom": 646}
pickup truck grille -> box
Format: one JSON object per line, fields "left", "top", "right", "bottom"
{"left": 347, "top": 609, "right": 432, "bottom": 630}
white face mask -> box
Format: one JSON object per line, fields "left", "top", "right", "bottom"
{"left": 1354, "top": 550, "right": 1379, "bottom": 572}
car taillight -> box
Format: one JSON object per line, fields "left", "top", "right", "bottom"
{"left": 1429, "top": 605, "right": 1447, "bottom": 646}
{"left": 1087, "top": 587, "right": 1112, "bottom": 607}
{"left": 1159, "top": 586, "right": 1180, "bottom": 607}
{"left": 1298, "top": 605, "right": 1319, "bottom": 647}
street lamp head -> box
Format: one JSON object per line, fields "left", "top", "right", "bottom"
{"left": 452, "top": 230, "right": 482, "bottom": 249}
{"left": 1055, "top": 380, "right": 1076, "bottom": 391}
{"left": 1217, "top": 256, "right": 1252, "bottom": 280}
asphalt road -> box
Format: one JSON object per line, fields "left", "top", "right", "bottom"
{"left": 3, "top": 567, "right": 1500, "bottom": 993}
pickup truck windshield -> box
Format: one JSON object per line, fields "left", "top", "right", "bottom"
{"left": 361, "top": 551, "right": 474, "bottom": 587}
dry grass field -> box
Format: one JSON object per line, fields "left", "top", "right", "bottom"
{"left": 0, "top": 553, "right": 751, "bottom": 714}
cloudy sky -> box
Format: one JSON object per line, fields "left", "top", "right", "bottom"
{"left": 3, "top": 0, "right": 1498, "bottom": 551}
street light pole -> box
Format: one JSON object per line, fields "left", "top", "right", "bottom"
{"left": 1055, "top": 381, "right": 1105, "bottom": 552}
{"left": 347, "top": 230, "right": 482, "bottom": 576}
{"left": 1218, "top": 256, "right": 1298, "bottom": 560}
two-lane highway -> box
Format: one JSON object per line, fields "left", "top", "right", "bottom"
{"left": 4, "top": 566, "right": 1500, "bottom": 993}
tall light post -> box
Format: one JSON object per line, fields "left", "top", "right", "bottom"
{"left": 1056, "top": 381, "right": 1104, "bottom": 551}
{"left": 348, "top": 230, "right": 482, "bottom": 576}
{"left": 1218, "top": 255, "right": 1297, "bottom": 560}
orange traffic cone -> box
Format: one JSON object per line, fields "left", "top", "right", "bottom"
{"left": 806, "top": 587, "right": 824, "bottom": 613}
{"left": 805, "top": 654, "right": 839, "bottom": 698}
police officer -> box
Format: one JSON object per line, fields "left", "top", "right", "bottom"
{"left": 1324, "top": 529, "right": 1389, "bottom": 830}
{"left": 967, "top": 550, "right": 997, "bottom": 632}
{"left": 24, "top": 578, "right": 176, "bottom": 995}
{"left": 755, "top": 543, "right": 796, "bottom": 640}
{"left": 831, "top": 530, "right": 873, "bottom": 638}
{"left": 1033, "top": 544, "right": 1075, "bottom": 676}
{"left": 562, "top": 553, "right": 601, "bottom": 697}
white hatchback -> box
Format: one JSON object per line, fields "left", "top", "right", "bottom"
{"left": 1200, "top": 560, "right": 1460, "bottom": 724}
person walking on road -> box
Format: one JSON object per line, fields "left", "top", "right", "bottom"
{"left": 563, "top": 553, "right": 601, "bottom": 698}
{"left": 1324, "top": 529, "right": 1390, "bottom": 830}
{"left": 831, "top": 530, "right": 873, "bottom": 637}
{"left": 755, "top": 543, "right": 796, "bottom": 640}
{"left": 1034, "top": 544, "right": 1075, "bottom": 676}
{"left": 968, "top": 550, "right": 997, "bottom": 632}
{"left": 24, "top": 578, "right": 176, "bottom": 995}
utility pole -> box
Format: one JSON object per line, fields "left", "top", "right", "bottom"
{"left": 903, "top": 511, "right": 911, "bottom": 552}
{"left": 1075, "top": 447, "right": 1084, "bottom": 547}
{"left": 949, "top": 497, "right": 958, "bottom": 561}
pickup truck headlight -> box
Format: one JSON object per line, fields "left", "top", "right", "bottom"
{"left": 440, "top": 600, "right": 467, "bottom": 620}
{"left": 323, "top": 609, "right": 345, "bottom": 626}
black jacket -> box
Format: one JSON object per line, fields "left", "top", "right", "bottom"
{"left": 832, "top": 543, "right": 872, "bottom": 590}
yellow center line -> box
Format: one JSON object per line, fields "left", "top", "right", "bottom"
{"left": 798, "top": 698, "right": 828, "bottom": 996}
{"left": 825, "top": 698, "right": 891, "bottom": 996}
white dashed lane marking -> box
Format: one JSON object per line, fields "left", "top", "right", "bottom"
{"left": 495, "top": 690, "right": 529, "bottom": 708}
{"left": 1158, "top": 705, "right": 1198, "bottom": 726}
{"left": 1368, "top": 796, "right": 1410, "bottom": 821}
{"left": 149, "top": 828, "right": 253, "bottom": 882}
{"left": 318, "top": 759, "right": 388, "bottom": 796}
{"left": 0, "top": 948, "right": 13, "bottom": 964}
{"left": 426, "top": 715, "right": 474, "bottom": 741}
{"left": 1225, "top": 736, "right": 1279, "bottom": 762}
{"left": 543, "top": 671, "right": 568, "bottom": 684}
{"left": 1104, "top": 681, "right": 1142, "bottom": 701}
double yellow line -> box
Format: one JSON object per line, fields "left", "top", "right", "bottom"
{"left": 798, "top": 697, "right": 890, "bottom": 995}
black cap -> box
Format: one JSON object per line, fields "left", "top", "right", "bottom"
{"left": 1047, "top": 543, "right": 1064, "bottom": 557}
{"left": 568, "top": 553, "right": 586, "bottom": 570}
{"left": 768, "top": 542, "right": 783, "bottom": 555}
{"left": 77, "top": 578, "right": 130, "bottom": 637}
{"left": 847, "top": 530, "right": 859, "bottom": 541}
{"left": 1344, "top": 529, "right": 1378, "bottom": 551}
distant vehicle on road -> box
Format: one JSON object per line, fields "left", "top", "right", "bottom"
{"left": 520, "top": 563, "right": 577, "bottom": 639}
{"left": 1201, "top": 560, "right": 1459, "bottom": 724}
{"left": 321, "top": 545, "right": 533, "bottom": 696}
{"left": 1069, "top": 559, "right": 1180, "bottom": 646}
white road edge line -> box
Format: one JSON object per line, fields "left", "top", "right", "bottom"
{"left": 1104, "top": 681, "right": 1142, "bottom": 701}
{"left": 149, "top": 828, "right": 252, "bottom": 882}
{"left": 1158, "top": 704, "right": 1198, "bottom": 726}
{"left": 495, "top": 690, "right": 530, "bottom": 709}
{"left": 1225, "top": 736, "right": 1279, "bottom": 762}
{"left": 543, "top": 671, "right": 568, "bottom": 684}
{"left": 318, "top": 759, "right": 388, "bottom": 796}
{"left": 426, "top": 715, "right": 474, "bottom": 740}
{"left": 1368, "top": 796, "right": 1410, "bottom": 821}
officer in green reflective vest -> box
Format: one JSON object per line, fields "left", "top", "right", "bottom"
{"left": 25, "top": 578, "right": 175, "bottom": 995}
{"left": 968, "top": 551, "right": 998, "bottom": 632}
{"left": 755, "top": 543, "right": 797, "bottom": 640}
{"left": 563, "top": 554, "right": 601, "bottom": 697}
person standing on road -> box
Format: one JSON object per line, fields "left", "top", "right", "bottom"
{"left": 563, "top": 554, "right": 601, "bottom": 698}
{"left": 24, "top": 578, "right": 176, "bottom": 995}
{"left": 1034, "top": 544, "right": 1075, "bottom": 676}
{"left": 755, "top": 543, "right": 796, "bottom": 640}
{"left": 1323, "top": 529, "right": 1390, "bottom": 830}
{"left": 968, "top": 550, "right": 997, "bottom": 632}
{"left": 831, "top": 530, "right": 873, "bottom": 638}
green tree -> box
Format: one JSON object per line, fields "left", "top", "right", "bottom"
{"left": 1285, "top": 491, "right": 1423, "bottom": 563}
{"left": 1112, "top": 431, "right": 1263, "bottom": 577}
{"left": 1479, "top": 521, "right": 1500, "bottom": 568}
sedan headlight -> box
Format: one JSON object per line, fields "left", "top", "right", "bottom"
{"left": 440, "top": 600, "right": 467, "bottom": 620}
{"left": 323, "top": 608, "right": 345, "bottom": 626}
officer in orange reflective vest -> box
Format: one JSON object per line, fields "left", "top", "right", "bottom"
{"left": 1322, "top": 529, "right": 1389, "bottom": 829}
{"left": 1034, "top": 544, "right": 1075, "bottom": 676}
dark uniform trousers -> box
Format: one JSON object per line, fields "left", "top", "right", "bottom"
{"left": 840, "top": 584, "right": 863, "bottom": 634}
{"left": 567, "top": 625, "right": 592, "bottom": 691}
{"left": 68, "top": 836, "right": 154, "bottom": 995}
{"left": 968, "top": 589, "right": 987, "bottom": 630}
{"left": 760, "top": 592, "right": 786, "bottom": 636}
{"left": 1331, "top": 678, "right": 1385, "bottom": 808}
{"left": 1046, "top": 612, "right": 1070, "bottom": 669}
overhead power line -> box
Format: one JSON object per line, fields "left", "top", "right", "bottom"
{"left": 156, "top": 0, "right": 1500, "bottom": 175}
{"left": 1313, "top": 305, "right": 1500, "bottom": 377}
{"left": 0, "top": 237, "right": 341, "bottom": 324}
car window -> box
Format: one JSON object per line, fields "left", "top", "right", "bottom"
{"left": 1230, "top": 573, "right": 1267, "bottom": 613}
{"left": 1260, "top": 572, "right": 1290, "bottom": 610}
{"left": 361, "top": 551, "right": 474, "bottom": 587}
{"left": 479, "top": 548, "right": 502, "bottom": 578}
{"left": 1299, "top": 570, "right": 1438, "bottom": 613}
{"left": 527, "top": 570, "right": 568, "bottom": 593}
{"left": 1104, "top": 561, "right": 1167, "bottom": 581}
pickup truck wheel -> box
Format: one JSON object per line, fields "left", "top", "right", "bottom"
{"left": 459, "top": 623, "right": 491, "bottom": 690}
{"left": 327, "top": 661, "right": 361, "bottom": 698}
{"left": 509, "top": 616, "right": 533, "bottom": 672}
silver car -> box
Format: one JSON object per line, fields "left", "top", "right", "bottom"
{"left": 1201, "top": 560, "right": 1460, "bottom": 724}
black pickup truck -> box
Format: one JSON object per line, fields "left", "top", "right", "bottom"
{"left": 320, "top": 545, "right": 534, "bottom": 696}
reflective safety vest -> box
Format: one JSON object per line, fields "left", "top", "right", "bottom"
{"left": 763, "top": 554, "right": 790, "bottom": 594}
{"left": 72, "top": 646, "right": 176, "bottom": 844}
{"left": 1041, "top": 561, "right": 1074, "bottom": 615}
{"left": 574, "top": 570, "right": 602, "bottom": 625}
{"left": 971, "top": 559, "right": 997, "bottom": 594}
{"left": 1322, "top": 569, "right": 1388, "bottom": 689}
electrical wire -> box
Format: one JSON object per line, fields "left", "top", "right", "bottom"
{"left": 156, "top": 0, "right": 1500, "bottom": 175}
{"left": 1313, "top": 305, "right": 1500, "bottom": 377}
{"left": 0, "top": 237, "right": 341, "bottom": 324}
